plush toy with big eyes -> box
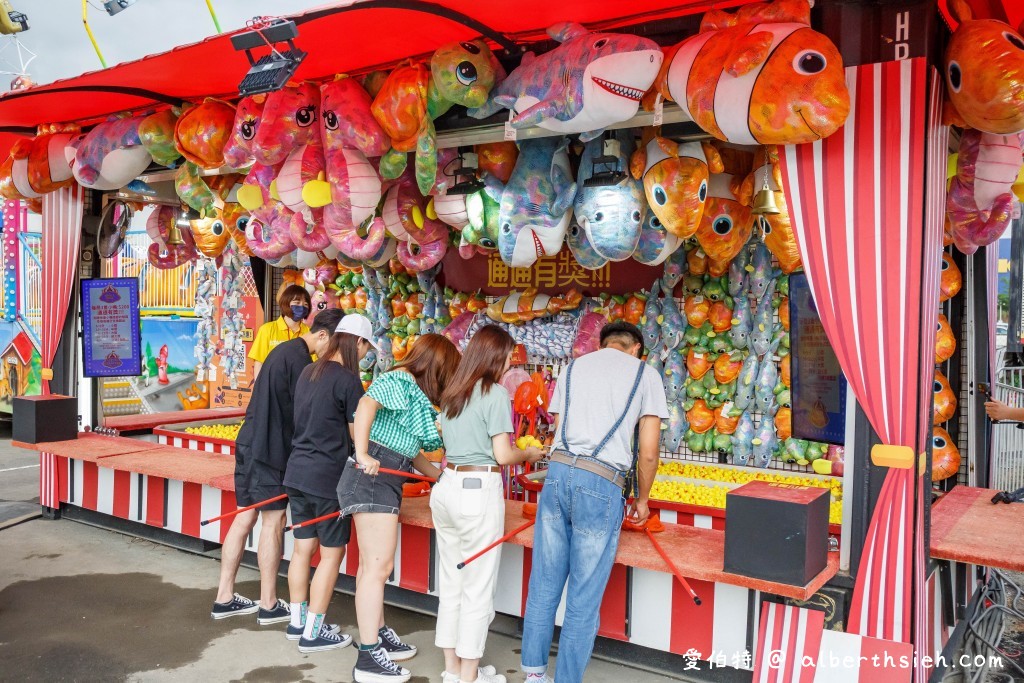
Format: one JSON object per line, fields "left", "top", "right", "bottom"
{"left": 380, "top": 170, "right": 449, "bottom": 272}
{"left": 943, "top": 0, "right": 1024, "bottom": 134}
{"left": 573, "top": 129, "right": 645, "bottom": 262}
{"left": 222, "top": 95, "right": 266, "bottom": 170}
{"left": 653, "top": 0, "right": 849, "bottom": 145}
{"left": 372, "top": 39, "right": 504, "bottom": 195}
{"left": 694, "top": 173, "right": 753, "bottom": 277}
{"left": 631, "top": 134, "right": 720, "bottom": 239}
{"left": 931, "top": 426, "right": 961, "bottom": 482}
{"left": 251, "top": 81, "right": 320, "bottom": 167}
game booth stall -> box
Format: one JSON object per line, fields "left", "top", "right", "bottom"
{"left": 5, "top": 0, "right": 1024, "bottom": 680}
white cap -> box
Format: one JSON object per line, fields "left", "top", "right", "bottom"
{"left": 336, "top": 314, "right": 380, "bottom": 353}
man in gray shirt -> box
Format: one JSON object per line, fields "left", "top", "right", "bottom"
{"left": 521, "top": 322, "right": 669, "bottom": 683}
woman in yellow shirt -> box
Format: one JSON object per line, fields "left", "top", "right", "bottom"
{"left": 250, "top": 285, "right": 312, "bottom": 380}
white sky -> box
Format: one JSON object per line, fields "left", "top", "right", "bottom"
{"left": 3, "top": 0, "right": 336, "bottom": 87}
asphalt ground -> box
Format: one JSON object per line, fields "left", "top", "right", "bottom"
{"left": 0, "top": 428, "right": 677, "bottom": 683}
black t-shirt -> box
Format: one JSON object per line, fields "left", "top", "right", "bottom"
{"left": 235, "top": 338, "right": 312, "bottom": 472}
{"left": 283, "top": 362, "right": 365, "bottom": 499}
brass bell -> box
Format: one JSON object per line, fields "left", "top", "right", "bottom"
{"left": 166, "top": 222, "right": 186, "bottom": 246}
{"left": 751, "top": 187, "right": 780, "bottom": 215}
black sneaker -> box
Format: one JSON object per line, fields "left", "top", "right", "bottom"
{"left": 353, "top": 646, "right": 411, "bottom": 683}
{"left": 286, "top": 621, "right": 342, "bottom": 641}
{"left": 210, "top": 594, "right": 259, "bottom": 620}
{"left": 298, "top": 623, "right": 352, "bottom": 653}
{"left": 377, "top": 625, "right": 417, "bottom": 661}
{"left": 257, "top": 599, "right": 291, "bottom": 625}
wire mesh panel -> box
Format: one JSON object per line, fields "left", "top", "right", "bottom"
{"left": 991, "top": 367, "right": 1024, "bottom": 491}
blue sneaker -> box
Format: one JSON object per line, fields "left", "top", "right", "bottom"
{"left": 298, "top": 623, "right": 352, "bottom": 653}
{"left": 257, "top": 599, "right": 291, "bottom": 625}
{"left": 287, "top": 621, "right": 342, "bottom": 641}
{"left": 210, "top": 594, "right": 258, "bottom": 620}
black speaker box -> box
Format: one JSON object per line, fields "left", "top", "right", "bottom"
{"left": 724, "top": 480, "right": 829, "bottom": 586}
{"left": 13, "top": 395, "right": 78, "bottom": 444}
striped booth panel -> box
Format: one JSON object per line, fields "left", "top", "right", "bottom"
{"left": 158, "top": 433, "right": 235, "bottom": 456}
{"left": 340, "top": 523, "right": 433, "bottom": 594}
{"left": 66, "top": 458, "right": 235, "bottom": 542}
{"left": 630, "top": 568, "right": 752, "bottom": 666}
{"left": 753, "top": 602, "right": 914, "bottom": 683}
{"left": 658, "top": 508, "right": 726, "bottom": 531}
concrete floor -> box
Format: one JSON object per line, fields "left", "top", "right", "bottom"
{"left": 0, "top": 429, "right": 677, "bottom": 683}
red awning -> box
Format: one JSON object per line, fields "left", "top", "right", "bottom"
{"left": 0, "top": 0, "right": 735, "bottom": 143}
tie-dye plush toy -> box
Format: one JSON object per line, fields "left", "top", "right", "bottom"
{"left": 372, "top": 40, "right": 504, "bottom": 195}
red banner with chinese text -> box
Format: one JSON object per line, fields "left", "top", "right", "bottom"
{"left": 439, "top": 248, "right": 662, "bottom": 296}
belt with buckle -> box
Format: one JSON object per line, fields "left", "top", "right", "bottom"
{"left": 548, "top": 450, "right": 626, "bottom": 488}
{"left": 445, "top": 463, "right": 502, "bottom": 473}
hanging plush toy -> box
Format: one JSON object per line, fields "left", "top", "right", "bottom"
{"left": 319, "top": 75, "right": 391, "bottom": 159}
{"left": 459, "top": 187, "right": 502, "bottom": 257}
{"left": 939, "top": 252, "right": 963, "bottom": 301}
{"left": 931, "top": 426, "right": 961, "bottom": 482}
{"left": 25, "top": 129, "right": 76, "bottom": 194}
{"left": 73, "top": 115, "right": 154, "bottom": 190}
{"left": 0, "top": 139, "right": 37, "bottom": 200}
{"left": 191, "top": 193, "right": 247, "bottom": 259}
{"left": 486, "top": 288, "right": 583, "bottom": 323}
{"left": 695, "top": 173, "right": 753, "bottom": 277}
{"left": 174, "top": 98, "right": 236, "bottom": 169}
{"left": 490, "top": 136, "right": 577, "bottom": 268}
{"left": 380, "top": 170, "right": 449, "bottom": 272}
{"left": 138, "top": 109, "right": 182, "bottom": 167}
{"left": 147, "top": 205, "right": 198, "bottom": 268}
{"left": 472, "top": 23, "right": 662, "bottom": 141}
{"left": 372, "top": 40, "right": 504, "bottom": 195}
{"left": 946, "top": 128, "right": 1024, "bottom": 254}
{"left": 566, "top": 217, "right": 610, "bottom": 270}
{"left": 654, "top": 0, "right": 849, "bottom": 145}
{"left": 222, "top": 95, "right": 266, "bottom": 169}
{"left": 251, "top": 81, "right": 320, "bottom": 167}
{"left": 246, "top": 201, "right": 297, "bottom": 261}
{"left": 631, "top": 134, "right": 720, "bottom": 239}
{"left": 943, "top": 0, "right": 1024, "bottom": 134}
{"left": 933, "top": 370, "right": 957, "bottom": 425}
{"left": 737, "top": 145, "right": 802, "bottom": 273}
{"left": 632, "top": 208, "right": 682, "bottom": 266}
{"left": 572, "top": 129, "right": 645, "bottom": 262}
{"left": 475, "top": 142, "right": 518, "bottom": 182}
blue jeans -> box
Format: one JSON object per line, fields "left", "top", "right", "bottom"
{"left": 521, "top": 460, "right": 626, "bottom": 683}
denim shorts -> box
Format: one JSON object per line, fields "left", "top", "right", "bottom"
{"left": 337, "top": 442, "right": 413, "bottom": 516}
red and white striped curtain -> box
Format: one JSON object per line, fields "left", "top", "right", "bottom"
{"left": 778, "top": 57, "right": 946, "bottom": 661}
{"left": 40, "top": 184, "right": 84, "bottom": 394}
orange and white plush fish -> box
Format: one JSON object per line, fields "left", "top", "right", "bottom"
{"left": 655, "top": 0, "right": 849, "bottom": 145}
{"left": 631, "top": 134, "right": 722, "bottom": 239}
{"left": 695, "top": 173, "right": 753, "bottom": 277}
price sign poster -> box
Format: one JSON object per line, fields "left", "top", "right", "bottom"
{"left": 789, "top": 273, "right": 847, "bottom": 444}
{"left": 81, "top": 277, "right": 142, "bottom": 377}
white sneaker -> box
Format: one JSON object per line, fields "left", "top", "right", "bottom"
{"left": 441, "top": 666, "right": 500, "bottom": 683}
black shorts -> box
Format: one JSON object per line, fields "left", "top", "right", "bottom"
{"left": 286, "top": 487, "right": 351, "bottom": 548}
{"left": 234, "top": 442, "right": 288, "bottom": 511}
{"left": 337, "top": 442, "right": 413, "bottom": 517}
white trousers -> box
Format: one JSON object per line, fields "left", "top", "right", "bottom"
{"left": 430, "top": 469, "right": 505, "bottom": 659}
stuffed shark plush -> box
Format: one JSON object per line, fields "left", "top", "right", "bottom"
{"left": 472, "top": 23, "right": 663, "bottom": 141}
{"left": 488, "top": 137, "right": 576, "bottom": 268}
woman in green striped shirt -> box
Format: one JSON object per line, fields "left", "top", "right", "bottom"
{"left": 338, "top": 333, "right": 462, "bottom": 683}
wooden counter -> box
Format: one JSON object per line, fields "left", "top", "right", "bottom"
{"left": 931, "top": 485, "right": 1024, "bottom": 571}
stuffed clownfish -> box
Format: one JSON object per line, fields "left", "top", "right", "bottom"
{"left": 656, "top": 0, "right": 849, "bottom": 145}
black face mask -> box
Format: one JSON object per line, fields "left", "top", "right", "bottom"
{"left": 290, "top": 305, "right": 309, "bottom": 322}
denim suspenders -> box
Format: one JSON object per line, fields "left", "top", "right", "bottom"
{"left": 558, "top": 358, "right": 646, "bottom": 492}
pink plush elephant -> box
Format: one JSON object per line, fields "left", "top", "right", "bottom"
{"left": 223, "top": 94, "right": 266, "bottom": 169}
{"left": 251, "top": 81, "right": 320, "bottom": 167}
{"left": 147, "top": 205, "right": 198, "bottom": 269}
